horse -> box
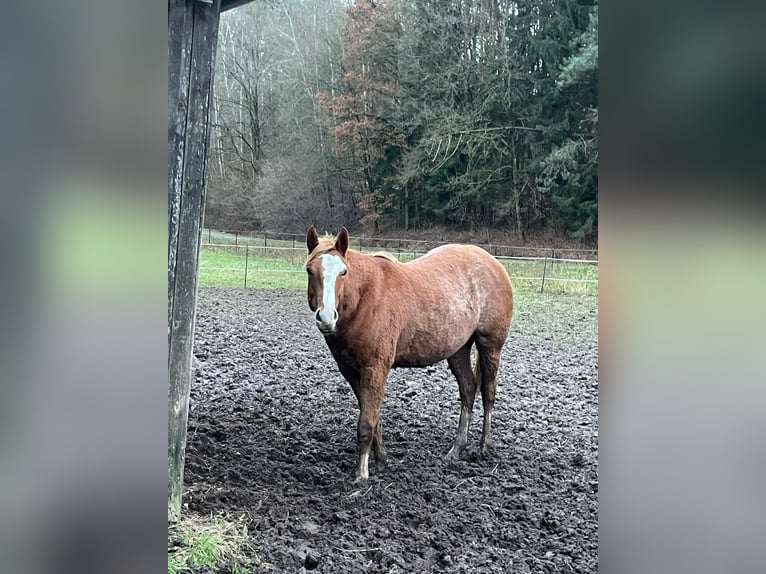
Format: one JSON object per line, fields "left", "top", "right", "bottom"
{"left": 305, "top": 226, "right": 514, "bottom": 481}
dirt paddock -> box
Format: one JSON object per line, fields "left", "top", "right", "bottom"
{"left": 183, "top": 289, "right": 598, "bottom": 573}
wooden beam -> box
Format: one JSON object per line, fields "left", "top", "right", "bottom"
{"left": 168, "top": 0, "right": 221, "bottom": 523}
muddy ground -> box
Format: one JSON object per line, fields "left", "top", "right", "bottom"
{"left": 183, "top": 289, "right": 598, "bottom": 573}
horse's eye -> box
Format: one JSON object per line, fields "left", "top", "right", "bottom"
{"left": 341, "top": 269, "right": 347, "bottom": 276}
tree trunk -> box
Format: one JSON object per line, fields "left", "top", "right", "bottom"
{"left": 404, "top": 185, "right": 409, "bottom": 231}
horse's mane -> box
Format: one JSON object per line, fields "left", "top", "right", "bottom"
{"left": 307, "top": 234, "right": 398, "bottom": 263}
{"left": 370, "top": 251, "right": 397, "bottom": 262}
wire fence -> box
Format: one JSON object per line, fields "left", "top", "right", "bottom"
{"left": 201, "top": 228, "right": 598, "bottom": 258}
{"left": 199, "top": 229, "right": 598, "bottom": 295}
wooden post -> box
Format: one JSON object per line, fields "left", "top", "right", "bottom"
{"left": 244, "top": 246, "right": 249, "bottom": 288}
{"left": 540, "top": 249, "right": 554, "bottom": 294}
{"left": 168, "top": 0, "right": 221, "bottom": 523}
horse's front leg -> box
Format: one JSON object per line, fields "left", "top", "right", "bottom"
{"left": 372, "top": 420, "right": 386, "bottom": 471}
{"left": 355, "top": 365, "right": 388, "bottom": 482}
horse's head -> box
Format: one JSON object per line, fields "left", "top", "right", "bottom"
{"left": 305, "top": 226, "right": 350, "bottom": 336}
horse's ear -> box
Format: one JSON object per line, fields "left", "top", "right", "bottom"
{"left": 306, "top": 226, "right": 319, "bottom": 253}
{"left": 335, "top": 227, "right": 349, "bottom": 256}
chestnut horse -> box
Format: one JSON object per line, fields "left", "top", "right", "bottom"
{"left": 305, "top": 226, "right": 513, "bottom": 481}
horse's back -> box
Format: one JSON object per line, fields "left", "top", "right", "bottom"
{"left": 409, "top": 243, "right": 503, "bottom": 270}
{"left": 407, "top": 244, "right": 512, "bottom": 304}
{"left": 390, "top": 244, "right": 513, "bottom": 364}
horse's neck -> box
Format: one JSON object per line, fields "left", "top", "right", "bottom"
{"left": 345, "top": 251, "right": 376, "bottom": 312}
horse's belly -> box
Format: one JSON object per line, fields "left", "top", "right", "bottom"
{"left": 394, "top": 357, "right": 446, "bottom": 368}
{"left": 393, "top": 324, "right": 474, "bottom": 368}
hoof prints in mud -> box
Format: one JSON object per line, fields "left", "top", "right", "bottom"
{"left": 186, "top": 289, "right": 598, "bottom": 573}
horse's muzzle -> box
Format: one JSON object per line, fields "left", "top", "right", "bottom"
{"left": 315, "top": 308, "right": 338, "bottom": 335}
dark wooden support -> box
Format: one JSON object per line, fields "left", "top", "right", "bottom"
{"left": 168, "top": 0, "right": 221, "bottom": 523}
{"left": 221, "top": 0, "right": 254, "bottom": 11}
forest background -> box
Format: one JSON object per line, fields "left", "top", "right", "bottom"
{"left": 205, "top": 0, "right": 598, "bottom": 247}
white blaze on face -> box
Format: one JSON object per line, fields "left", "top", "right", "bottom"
{"left": 316, "top": 254, "right": 346, "bottom": 328}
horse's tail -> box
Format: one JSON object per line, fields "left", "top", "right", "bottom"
{"left": 472, "top": 344, "right": 482, "bottom": 399}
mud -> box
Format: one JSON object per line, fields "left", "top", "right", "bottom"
{"left": 183, "top": 289, "right": 598, "bottom": 573}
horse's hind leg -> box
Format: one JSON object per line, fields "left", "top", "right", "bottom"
{"left": 476, "top": 343, "right": 502, "bottom": 456}
{"left": 446, "top": 342, "right": 479, "bottom": 460}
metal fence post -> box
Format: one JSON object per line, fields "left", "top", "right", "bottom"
{"left": 244, "top": 246, "right": 249, "bottom": 288}
{"left": 263, "top": 232, "right": 267, "bottom": 257}
{"left": 540, "top": 252, "right": 549, "bottom": 293}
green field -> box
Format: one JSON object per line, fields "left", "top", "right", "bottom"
{"left": 199, "top": 247, "right": 308, "bottom": 289}
{"left": 199, "top": 244, "right": 597, "bottom": 294}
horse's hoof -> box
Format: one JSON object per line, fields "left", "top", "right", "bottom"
{"left": 445, "top": 446, "right": 463, "bottom": 461}
{"left": 353, "top": 473, "right": 368, "bottom": 484}
{"left": 480, "top": 443, "right": 494, "bottom": 458}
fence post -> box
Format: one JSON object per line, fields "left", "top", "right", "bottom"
{"left": 244, "top": 246, "right": 249, "bottom": 289}
{"left": 208, "top": 228, "right": 211, "bottom": 243}
{"left": 263, "top": 232, "right": 267, "bottom": 257}
{"left": 540, "top": 252, "right": 549, "bottom": 293}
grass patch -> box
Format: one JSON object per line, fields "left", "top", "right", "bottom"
{"left": 168, "top": 555, "right": 187, "bottom": 574}
{"left": 168, "top": 513, "right": 252, "bottom": 574}
{"left": 199, "top": 247, "right": 307, "bottom": 289}
{"left": 510, "top": 289, "right": 598, "bottom": 346}
{"left": 205, "top": 229, "right": 297, "bottom": 248}
{"left": 499, "top": 258, "right": 598, "bottom": 295}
